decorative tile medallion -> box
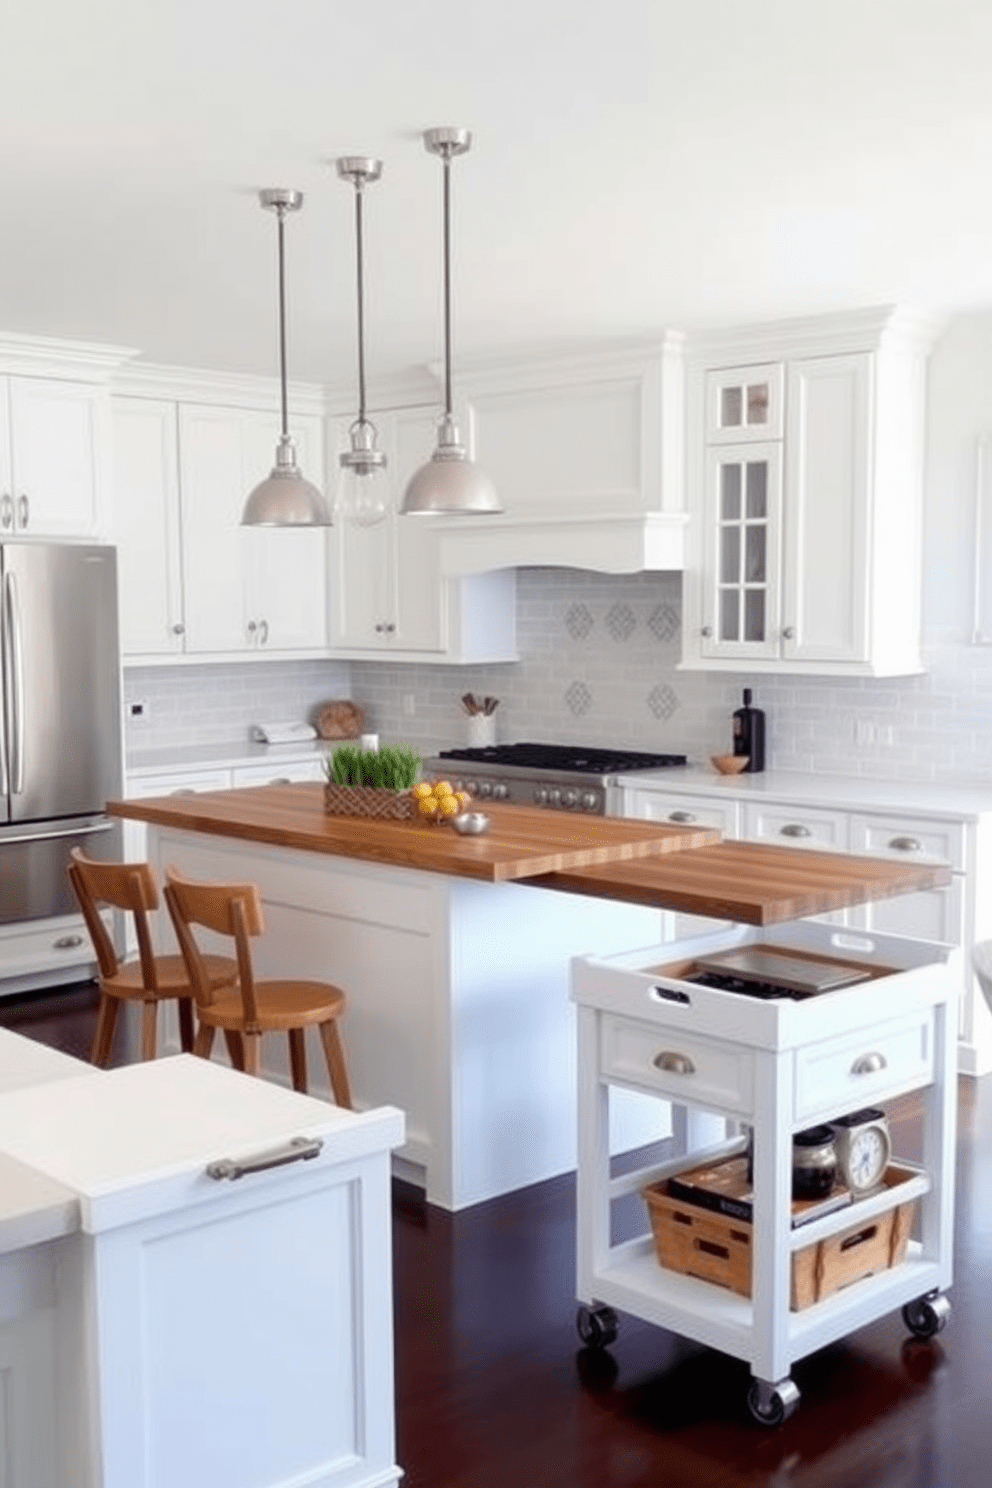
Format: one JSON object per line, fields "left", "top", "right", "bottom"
{"left": 648, "top": 603, "right": 680, "bottom": 643}
{"left": 565, "top": 680, "right": 593, "bottom": 716}
{"left": 564, "top": 603, "right": 595, "bottom": 641}
{"left": 647, "top": 683, "right": 679, "bottom": 720}
{"left": 605, "top": 603, "right": 637, "bottom": 642}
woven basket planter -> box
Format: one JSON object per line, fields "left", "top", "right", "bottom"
{"left": 323, "top": 783, "right": 415, "bottom": 821}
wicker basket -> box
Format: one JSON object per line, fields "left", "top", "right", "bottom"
{"left": 323, "top": 784, "right": 415, "bottom": 821}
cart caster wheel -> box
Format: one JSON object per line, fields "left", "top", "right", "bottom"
{"left": 576, "top": 1305, "right": 618, "bottom": 1349}
{"left": 902, "top": 1291, "right": 950, "bottom": 1339}
{"left": 746, "top": 1377, "right": 800, "bottom": 1427}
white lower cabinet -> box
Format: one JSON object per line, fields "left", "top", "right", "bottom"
{"left": 0, "top": 1056, "right": 405, "bottom": 1488}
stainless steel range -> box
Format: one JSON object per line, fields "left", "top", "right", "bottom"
{"left": 423, "top": 742, "right": 688, "bottom": 815}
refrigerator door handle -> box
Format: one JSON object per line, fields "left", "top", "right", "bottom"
{"left": 0, "top": 570, "right": 6, "bottom": 798}
{"left": 0, "top": 817, "right": 116, "bottom": 847}
{"left": 4, "top": 571, "right": 24, "bottom": 794}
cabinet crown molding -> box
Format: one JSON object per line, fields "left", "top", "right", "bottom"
{"left": 685, "top": 304, "right": 945, "bottom": 367}
{"left": 443, "top": 334, "right": 686, "bottom": 396}
{"left": 0, "top": 331, "right": 138, "bottom": 382}
{"left": 111, "top": 359, "right": 326, "bottom": 417}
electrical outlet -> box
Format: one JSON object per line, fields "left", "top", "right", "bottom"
{"left": 402, "top": 693, "right": 416, "bottom": 717}
{"left": 129, "top": 700, "right": 148, "bottom": 720}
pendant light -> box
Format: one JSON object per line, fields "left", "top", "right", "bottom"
{"left": 335, "top": 157, "right": 389, "bottom": 526}
{"left": 242, "top": 189, "right": 332, "bottom": 527}
{"left": 401, "top": 128, "right": 502, "bottom": 516}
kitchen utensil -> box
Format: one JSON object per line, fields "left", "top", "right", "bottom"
{"left": 711, "top": 753, "right": 749, "bottom": 775}
{"left": 450, "top": 812, "right": 490, "bottom": 835}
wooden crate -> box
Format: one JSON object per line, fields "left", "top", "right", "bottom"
{"left": 643, "top": 1163, "right": 917, "bottom": 1311}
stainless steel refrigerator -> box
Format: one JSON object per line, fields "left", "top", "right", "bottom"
{"left": 0, "top": 542, "right": 123, "bottom": 924}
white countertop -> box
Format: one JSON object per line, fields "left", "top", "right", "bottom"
{"left": 126, "top": 738, "right": 334, "bottom": 777}
{"left": 614, "top": 765, "right": 992, "bottom": 820}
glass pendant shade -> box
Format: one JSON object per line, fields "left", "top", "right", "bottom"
{"left": 242, "top": 188, "right": 331, "bottom": 528}
{"left": 401, "top": 128, "right": 502, "bottom": 517}
{"left": 337, "top": 419, "right": 390, "bottom": 527}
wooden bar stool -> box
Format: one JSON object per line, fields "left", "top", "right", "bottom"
{"left": 163, "top": 867, "right": 352, "bottom": 1107}
{"left": 68, "top": 847, "right": 239, "bottom": 1066}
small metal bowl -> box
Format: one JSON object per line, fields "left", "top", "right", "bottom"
{"left": 450, "top": 811, "right": 491, "bottom": 835}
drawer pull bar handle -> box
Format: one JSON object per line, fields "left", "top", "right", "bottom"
{"left": 206, "top": 1135, "right": 324, "bottom": 1181}
{"left": 851, "top": 1051, "right": 887, "bottom": 1075}
{"left": 780, "top": 823, "right": 812, "bottom": 838}
{"left": 650, "top": 984, "right": 691, "bottom": 1006}
{"left": 888, "top": 835, "right": 922, "bottom": 852}
{"left": 668, "top": 810, "right": 697, "bottom": 823}
{"left": 653, "top": 1051, "right": 695, "bottom": 1075}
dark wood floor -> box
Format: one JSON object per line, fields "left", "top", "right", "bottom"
{"left": 5, "top": 981, "right": 992, "bottom": 1487}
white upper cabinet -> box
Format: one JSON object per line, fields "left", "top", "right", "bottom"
{"left": 111, "top": 380, "right": 329, "bottom": 661}
{"left": 0, "top": 369, "right": 117, "bottom": 540}
{"left": 112, "top": 397, "right": 185, "bottom": 656}
{"left": 327, "top": 405, "right": 517, "bottom": 663}
{"left": 682, "top": 307, "right": 941, "bottom": 677}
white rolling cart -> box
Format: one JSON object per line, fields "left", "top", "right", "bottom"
{"left": 571, "top": 921, "right": 958, "bottom": 1424}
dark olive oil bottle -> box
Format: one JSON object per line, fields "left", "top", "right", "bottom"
{"left": 732, "top": 688, "right": 765, "bottom": 773}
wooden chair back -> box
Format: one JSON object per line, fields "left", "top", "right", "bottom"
{"left": 68, "top": 846, "right": 162, "bottom": 992}
{"left": 164, "top": 868, "right": 265, "bottom": 1023}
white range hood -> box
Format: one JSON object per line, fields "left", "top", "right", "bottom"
{"left": 433, "top": 509, "right": 688, "bottom": 577}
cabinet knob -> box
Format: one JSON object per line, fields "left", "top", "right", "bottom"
{"left": 888, "top": 835, "right": 922, "bottom": 852}
{"left": 259, "top": 619, "right": 269, "bottom": 645}
{"left": 171, "top": 622, "right": 186, "bottom": 636}
{"left": 653, "top": 1050, "right": 696, "bottom": 1076}
{"left": 851, "top": 1051, "right": 887, "bottom": 1075}
{"left": 668, "top": 810, "right": 696, "bottom": 823}
{"left": 16, "top": 493, "right": 28, "bottom": 528}
{"left": 701, "top": 625, "right": 713, "bottom": 638}
{"left": 780, "top": 823, "right": 812, "bottom": 838}
{"left": 247, "top": 620, "right": 258, "bottom": 640}
{"left": 0, "top": 493, "right": 11, "bottom": 529}
{"left": 782, "top": 625, "right": 795, "bottom": 639}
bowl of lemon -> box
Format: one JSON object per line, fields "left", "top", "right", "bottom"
{"left": 410, "top": 778, "right": 473, "bottom": 826}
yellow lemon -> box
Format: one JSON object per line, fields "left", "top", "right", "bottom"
{"left": 457, "top": 791, "right": 472, "bottom": 807}
{"left": 412, "top": 782, "right": 433, "bottom": 800}
{"left": 438, "top": 794, "right": 460, "bottom": 817}
{"left": 417, "top": 797, "right": 437, "bottom": 818}
{"left": 434, "top": 780, "right": 453, "bottom": 796}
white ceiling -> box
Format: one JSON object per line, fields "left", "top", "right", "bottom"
{"left": 1, "top": 0, "right": 991, "bottom": 386}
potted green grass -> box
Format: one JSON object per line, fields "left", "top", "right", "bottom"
{"left": 323, "top": 743, "right": 423, "bottom": 820}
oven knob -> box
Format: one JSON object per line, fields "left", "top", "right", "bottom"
{"left": 453, "top": 778, "right": 464, "bottom": 792}
{"left": 534, "top": 787, "right": 548, "bottom": 805}
{"left": 562, "top": 789, "right": 578, "bottom": 808}
{"left": 477, "top": 781, "right": 492, "bottom": 798}
{"left": 547, "top": 788, "right": 562, "bottom": 806}
{"left": 581, "top": 791, "right": 599, "bottom": 811}
{"left": 493, "top": 783, "right": 510, "bottom": 800}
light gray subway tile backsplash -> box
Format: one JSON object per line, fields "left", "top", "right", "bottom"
{"left": 124, "top": 569, "right": 992, "bottom": 785}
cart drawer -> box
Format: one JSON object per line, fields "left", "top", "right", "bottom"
{"left": 794, "top": 1010, "right": 935, "bottom": 1124}
{"left": 600, "top": 1016, "right": 754, "bottom": 1115}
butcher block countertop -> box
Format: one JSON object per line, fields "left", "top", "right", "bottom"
{"left": 108, "top": 785, "right": 719, "bottom": 882}
{"left": 110, "top": 786, "right": 951, "bottom": 916}
{"left": 535, "top": 837, "right": 952, "bottom": 925}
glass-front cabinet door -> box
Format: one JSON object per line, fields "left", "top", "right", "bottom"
{"left": 701, "top": 442, "right": 783, "bottom": 661}
{"left": 705, "top": 363, "right": 784, "bottom": 444}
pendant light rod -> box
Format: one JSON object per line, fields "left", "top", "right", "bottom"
{"left": 258, "top": 188, "right": 301, "bottom": 444}
{"left": 424, "top": 128, "right": 470, "bottom": 421}
{"left": 336, "top": 158, "right": 382, "bottom": 427}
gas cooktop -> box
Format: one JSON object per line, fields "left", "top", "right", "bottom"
{"left": 435, "top": 742, "right": 688, "bottom": 774}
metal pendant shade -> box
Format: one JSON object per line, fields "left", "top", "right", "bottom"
{"left": 242, "top": 189, "right": 331, "bottom": 528}
{"left": 401, "top": 128, "right": 502, "bottom": 517}
{"left": 336, "top": 157, "right": 390, "bottom": 527}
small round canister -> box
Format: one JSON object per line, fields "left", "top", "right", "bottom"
{"left": 792, "top": 1125, "right": 838, "bottom": 1200}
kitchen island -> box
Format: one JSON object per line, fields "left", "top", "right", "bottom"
{"left": 111, "top": 785, "right": 950, "bottom": 1210}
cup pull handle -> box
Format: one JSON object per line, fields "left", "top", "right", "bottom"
{"left": 668, "top": 810, "right": 696, "bottom": 823}
{"left": 206, "top": 1135, "right": 323, "bottom": 1181}
{"left": 888, "top": 836, "right": 922, "bottom": 852}
{"left": 653, "top": 1051, "right": 695, "bottom": 1076}
{"left": 780, "top": 823, "right": 812, "bottom": 838}
{"left": 851, "top": 1052, "right": 886, "bottom": 1075}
